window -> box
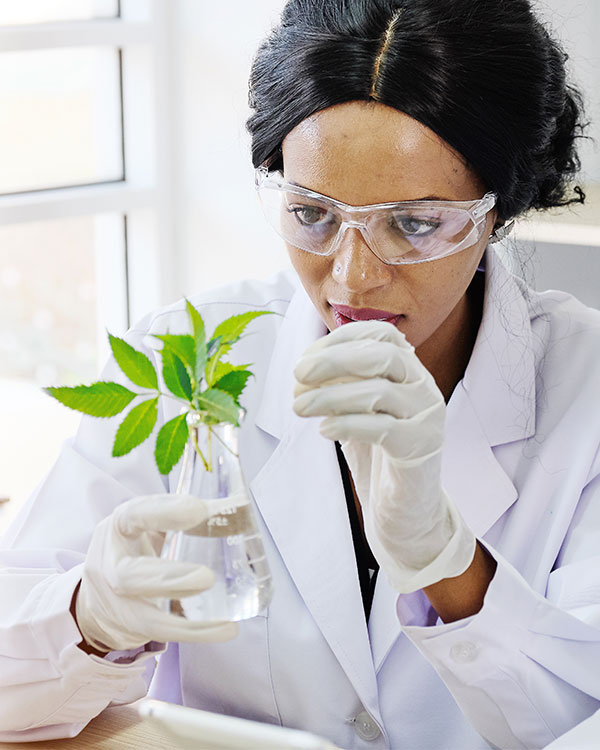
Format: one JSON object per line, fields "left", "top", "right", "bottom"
{"left": 0, "top": 1, "right": 119, "bottom": 26}
{"left": 0, "top": 47, "right": 123, "bottom": 193}
{"left": 0, "top": 1, "right": 174, "bottom": 533}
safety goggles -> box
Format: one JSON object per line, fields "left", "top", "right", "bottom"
{"left": 255, "top": 167, "right": 497, "bottom": 265}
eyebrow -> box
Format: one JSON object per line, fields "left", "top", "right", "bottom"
{"left": 287, "top": 180, "right": 453, "bottom": 203}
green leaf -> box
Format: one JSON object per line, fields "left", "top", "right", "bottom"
{"left": 109, "top": 334, "right": 158, "bottom": 390}
{"left": 211, "top": 361, "right": 252, "bottom": 382}
{"left": 210, "top": 310, "right": 273, "bottom": 346}
{"left": 155, "top": 413, "right": 189, "bottom": 474}
{"left": 205, "top": 311, "right": 272, "bottom": 386}
{"left": 185, "top": 300, "right": 207, "bottom": 384}
{"left": 162, "top": 348, "right": 193, "bottom": 401}
{"left": 196, "top": 388, "right": 239, "bottom": 425}
{"left": 112, "top": 397, "right": 159, "bottom": 457}
{"left": 213, "top": 370, "right": 252, "bottom": 405}
{"left": 153, "top": 334, "right": 196, "bottom": 375}
{"left": 44, "top": 382, "right": 136, "bottom": 417}
{"left": 205, "top": 346, "right": 232, "bottom": 387}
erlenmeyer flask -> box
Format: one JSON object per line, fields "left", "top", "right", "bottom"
{"left": 161, "top": 412, "right": 273, "bottom": 621}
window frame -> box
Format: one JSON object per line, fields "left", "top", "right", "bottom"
{"left": 0, "top": 0, "right": 175, "bottom": 340}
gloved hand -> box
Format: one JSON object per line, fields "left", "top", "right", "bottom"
{"left": 75, "top": 493, "right": 238, "bottom": 653}
{"left": 293, "top": 320, "right": 476, "bottom": 594}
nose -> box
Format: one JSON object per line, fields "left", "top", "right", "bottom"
{"left": 331, "top": 224, "right": 393, "bottom": 293}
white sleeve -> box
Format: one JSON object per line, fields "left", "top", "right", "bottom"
{"left": 398, "top": 473, "right": 600, "bottom": 750}
{"left": 0, "top": 562, "right": 164, "bottom": 741}
{"left": 0, "top": 326, "right": 169, "bottom": 741}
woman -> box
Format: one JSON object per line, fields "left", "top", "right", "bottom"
{"left": 1, "top": 1, "right": 599, "bottom": 748}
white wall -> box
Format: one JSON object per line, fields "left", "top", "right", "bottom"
{"left": 537, "top": 0, "right": 600, "bottom": 183}
{"left": 167, "top": 0, "right": 289, "bottom": 299}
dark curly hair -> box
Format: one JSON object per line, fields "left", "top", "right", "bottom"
{"left": 247, "top": 0, "right": 587, "bottom": 221}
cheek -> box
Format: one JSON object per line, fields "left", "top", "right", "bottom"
{"left": 404, "top": 267, "right": 456, "bottom": 317}
{"left": 399, "top": 245, "right": 485, "bottom": 336}
{"left": 285, "top": 244, "right": 330, "bottom": 291}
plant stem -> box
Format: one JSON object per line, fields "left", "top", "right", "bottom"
{"left": 135, "top": 388, "right": 192, "bottom": 410}
{"left": 207, "top": 425, "right": 213, "bottom": 472}
{"left": 209, "top": 424, "right": 239, "bottom": 458}
{"left": 189, "top": 425, "right": 209, "bottom": 472}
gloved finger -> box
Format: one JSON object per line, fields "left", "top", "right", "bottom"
{"left": 318, "top": 413, "right": 394, "bottom": 445}
{"left": 301, "top": 319, "right": 414, "bottom": 356}
{"left": 110, "top": 556, "right": 215, "bottom": 598}
{"left": 115, "top": 494, "right": 210, "bottom": 537}
{"left": 148, "top": 614, "right": 239, "bottom": 644}
{"left": 294, "top": 375, "right": 356, "bottom": 398}
{"left": 294, "top": 339, "right": 413, "bottom": 390}
{"left": 294, "top": 377, "right": 436, "bottom": 419}
{"left": 319, "top": 409, "right": 444, "bottom": 459}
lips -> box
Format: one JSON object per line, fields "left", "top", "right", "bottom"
{"left": 330, "top": 303, "right": 403, "bottom": 328}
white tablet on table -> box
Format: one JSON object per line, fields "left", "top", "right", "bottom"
{"left": 138, "top": 699, "right": 342, "bottom": 750}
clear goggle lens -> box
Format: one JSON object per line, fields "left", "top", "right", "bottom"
{"left": 256, "top": 170, "right": 496, "bottom": 265}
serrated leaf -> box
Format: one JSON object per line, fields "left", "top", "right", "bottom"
{"left": 109, "top": 334, "right": 158, "bottom": 390}
{"left": 162, "top": 348, "right": 193, "bottom": 401}
{"left": 44, "top": 382, "right": 136, "bottom": 417}
{"left": 205, "top": 311, "right": 272, "bottom": 386}
{"left": 210, "top": 310, "right": 273, "bottom": 346}
{"left": 112, "top": 397, "right": 158, "bottom": 457}
{"left": 205, "top": 345, "right": 232, "bottom": 386}
{"left": 213, "top": 370, "right": 252, "bottom": 404}
{"left": 185, "top": 300, "right": 207, "bottom": 384}
{"left": 196, "top": 388, "right": 239, "bottom": 425}
{"left": 211, "top": 361, "right": 252, "bottom": 382}
{"left": 153, "top": 334, "right": 195, "bottom": 375}
{"left": 155, "top": 413, "right": 189, "bottom": 474}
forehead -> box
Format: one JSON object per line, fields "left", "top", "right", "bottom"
{"left": 281, "top": 101, "right": 484, "bottom": 204}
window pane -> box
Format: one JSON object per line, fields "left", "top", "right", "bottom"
{"left": 0, "top": 0, "right": 119, "bottom": 25}
{"left": 0, "top": 47, "right": 123, "bottom": 194}
{"left": 0, "top": 214, "right": 126, "bottom": 535}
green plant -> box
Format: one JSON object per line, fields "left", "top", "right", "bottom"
{"left": 45, "top": 301, "right": 272, "bottom": 475}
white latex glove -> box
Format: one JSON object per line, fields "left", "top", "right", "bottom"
{"left": 75, "top": 493, "right": 238, "bottom": 652}
{"left": 293, "top": 320, "right": 476, "bottom": 594}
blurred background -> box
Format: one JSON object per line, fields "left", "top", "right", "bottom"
{"left": 0, "top": 0, "right": 599, "bottom": 532}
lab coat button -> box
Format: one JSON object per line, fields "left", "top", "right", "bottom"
{"left": 450, "top": 641, "right": 479, "bottom": 663}
{"left": 354, "top": 711, "right": 381, "bottom": 741}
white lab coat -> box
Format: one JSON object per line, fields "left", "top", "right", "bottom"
{"left": 1, "top": 248, "right": 600, "bottom": 749}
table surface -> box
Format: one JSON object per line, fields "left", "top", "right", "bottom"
{"left": 0, "top": 704, "right": 169, "bottom": 750}
{"left": 1, "top": 702, "right": 598, "bottom": 749}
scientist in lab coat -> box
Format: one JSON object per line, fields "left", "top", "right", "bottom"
{"left": 1, "top": 1, "right": 600, "bottom": 748}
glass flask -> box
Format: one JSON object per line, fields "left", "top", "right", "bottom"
{"left": 161, "top": 412, "right": 273, "bottom": 622}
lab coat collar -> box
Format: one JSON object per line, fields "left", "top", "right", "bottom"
{"left": 254, "top": 281, "right": 326, "bottom": 440}
{"left": 462, "top": 248, "right": 537, "bottom": 447}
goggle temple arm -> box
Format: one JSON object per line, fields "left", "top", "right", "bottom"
{"left": 472, "top": 192, "right": 498, "bottom": 220}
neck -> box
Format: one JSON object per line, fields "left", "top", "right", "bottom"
{"left": 416, "top": 273, "right": 484, "bottom": 402}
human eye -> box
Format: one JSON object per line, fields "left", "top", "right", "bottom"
{"left": 390, "top": 212, "right": 442, "bottom": 238}
{"left": 287, "top": 203, "right": 335, "bottom": 228}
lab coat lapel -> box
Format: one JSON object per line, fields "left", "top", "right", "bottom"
{"left": 445, "top": 249, "right": 536, "bottom": 535}
{"left": 251, "top": 284, "right": 380, "bottom": 712}
{"left": 369, "top": 250, "right": 537, "bottom": 671}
